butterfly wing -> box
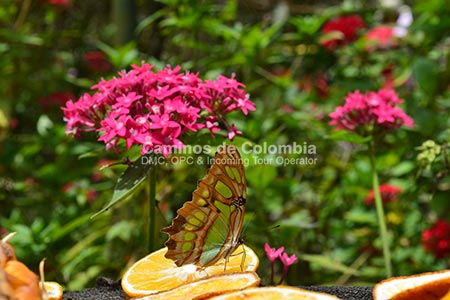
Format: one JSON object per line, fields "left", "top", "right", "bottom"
{"left": 161, "top": 145, "right": 246, "bottom": 267}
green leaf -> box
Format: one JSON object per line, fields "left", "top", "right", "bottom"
{"left": 246, "top": 163, "right": 277, "bottom": 190}
{"left": 92, "top": 155, "right": 153, "bottom": 218}
{"left": 96, "top": 41, "right": 138, "bottom": 69}
{"left": 328, "top": 130, "right": 371, "bottom": 144}
{"left": 49, "top": 214, "right": 93, "bottom": 242}
{"left": 389, "top": 161, "right": 415, "bottom": 177}
{"left": 344, "top": 209, "right": 377, "bottom": 225}
{"left": 413, "top": 58, "right": 438, "bottom": 96}
{"left": 106, "top": 220, "right": 137, "bottom": 241}
{"left": 301, "top": 254, "right": 359, "bottom": 275}
{"left": 135, "top": 10, "right": 165, "bottom": 34}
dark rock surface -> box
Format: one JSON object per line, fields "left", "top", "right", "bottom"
{"left": 62, "top": 278, "right": 125, "bottom": 300}
{"left": 62, "top": 277, "right": 373, "bottom": 300}
{"left": 303, "top": 285, "right": 373, "bottom": 300}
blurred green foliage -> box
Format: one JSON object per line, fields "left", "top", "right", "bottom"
{"left": 1, "top": 0, "right": 450, "bottom": 290}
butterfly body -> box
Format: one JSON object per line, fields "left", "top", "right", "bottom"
{"left": 161, "top": 145, "right": 246, "bottom": 267}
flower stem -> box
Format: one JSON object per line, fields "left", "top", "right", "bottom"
{"left": 369, "top": 141, "right": 392, "bottom": 278}
{"left": 270, "top": 262, "right": 275, "bottom": 285}
{"left": 278, "top": 266, "right": 287, "bottom": 285}
{"left": 147, "top": 166, "right": 157, "bottom": 252}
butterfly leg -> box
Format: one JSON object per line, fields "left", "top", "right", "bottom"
{"left": 227, "top": 244, "right": 247, "bottom": 271}
{"left": 196, "top": 266, "right": 210, "bottom": 278}
{"left": 240, "top": 244, "right": 247, "bottom": 271}
{"left": 223, "top": 256, "right": 230, "bottom": 271}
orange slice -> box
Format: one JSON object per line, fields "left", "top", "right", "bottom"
{"left": 134, "top": 271, "right": 260, "bottom": 300}
{"left": 373, "top": 270, "right": 450, "bottom": 300}
{"left": 205, "top": 286, "right": 341, "bottom": 300}
{"left": 442, "top": 289, "right": 450, "bottom": 300}
{"left": 43, "top": 281, "right": 63, "bottom": 300}
{"left": 121, "top": 244, "right": 259, "bottom": 298}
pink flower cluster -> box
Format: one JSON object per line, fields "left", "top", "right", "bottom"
{"left": 62, "top": 63, "right": 255, "bottom": 156}
{"left": 365, "top": 184, "right": 401, "bottom": 206}
{"left": 329, "top": 89, "right": 413, "bottom": 135}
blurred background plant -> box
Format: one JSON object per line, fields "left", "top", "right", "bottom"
{"left": 1, "top": 0, "right": 449, "bottom": 291}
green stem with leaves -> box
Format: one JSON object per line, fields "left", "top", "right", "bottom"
{"left": 369, "top": 140, "right": 393, "bottom": 278}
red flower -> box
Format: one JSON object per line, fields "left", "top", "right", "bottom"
{"left": 86, "top": 188, "right": 98, "bottom": 202}
{"left": 320, "top": 15, "right": 365, "bottom": 51}
{"left": 0, "top": 227, "right": 6, "bottom": 238}
{"left": 422, "top": 220, "right": 450, "bottom": 258}
{"left": 365, "top": 184, "right": 401, "bottom": 205}
{"left": 42, "top": 0, "right": 72, "bottom": 9}
{"left": 316, "top": 73, "right": 329, "bottom": 99}
{"left": 381, "top": 65, "right": 395, "bottom": 89}
{"left": 39, "top": 92, "right": 76, "bottom": 109}
{"left": 83, "top": 51, "right": 112, "bottom": 73}
{"left": 365, "top": 25, "right": 397, "bottom": 52}
{"left": 329, "top": 89, "right": 414, "bottom": 135}
{"left": 297, "top": 73, "right": 329, "bottom": 99}
{"left": 62, "top": 182, "right": 74, "bottom": 194}
{"left": 48, "top": 0, "right": 69, "bottom": 4}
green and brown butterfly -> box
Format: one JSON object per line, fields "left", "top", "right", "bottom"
{"left": 161, "top": 144, "right": 247, "bottom": 267}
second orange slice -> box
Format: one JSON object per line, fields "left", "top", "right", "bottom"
{"left": 134, "top": 271, "right": 260, "bottom": 300}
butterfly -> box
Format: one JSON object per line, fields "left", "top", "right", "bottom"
{"left": 161, "top": 144, "right": 246, "bottom": 267}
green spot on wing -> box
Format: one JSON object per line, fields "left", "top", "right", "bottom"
{"left": 184, "top": 232, "right": 196, "bottom": 241}
{"left": 232, "top": 167, "right": 241, "bottom": 184}
{"left": 215, "top": 180, "right": 232, "bottom": 198}
{"left": 185, "top": 224, "right": 196, "bottom": 231}
{"left": 215, "top": 201, "right": 234, "bottom": 215}
{"left": 225, "top": 166, "right": 234, "bottom": 180}
{"left": 182, "top": 242, "right": 194, "bottom": 252}
{"left": 188, "top": 217, "right": 201, "bottom": 226}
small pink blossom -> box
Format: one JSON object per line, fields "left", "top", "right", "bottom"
{"left": 280, "top": 252, "right": 298, "bottom": 267}
{"left": 227, "top": 124, "right": 242, "bottom": 140}
{"left": 62, "top": 63, "right": 255, "bottom": 156}
{"left": 329, "top": 89, "right": 414, "bottom": 135}
{"left": 264, "top": 243, "right": 285, "bottom": 263}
